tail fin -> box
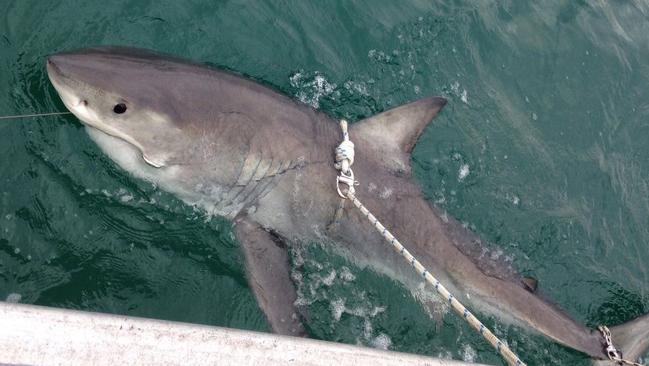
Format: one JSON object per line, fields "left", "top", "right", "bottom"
{"left": 594, "top": 313, "right": 649, "bottom": 365}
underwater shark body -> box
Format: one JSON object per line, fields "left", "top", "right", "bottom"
{"left": 46, "top": 46, "right": 649, "bottom": 364}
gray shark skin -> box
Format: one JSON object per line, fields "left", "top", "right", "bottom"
{"left": 46, "top": 46, "right": 649, "bottom": 363}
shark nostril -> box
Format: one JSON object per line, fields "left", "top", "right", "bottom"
{"left": 82, "top": 99, "right": 88, "bottom": 106}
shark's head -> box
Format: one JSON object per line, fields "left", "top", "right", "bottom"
{"left": 46, "top": 47, "right": 187, "bottom": 168}
{"left": 45, "top": 46, "right": 277, "bottom": 217}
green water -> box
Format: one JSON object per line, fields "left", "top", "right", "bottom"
{"left": 1, "top": 1, "right": 648, "bottom": 365}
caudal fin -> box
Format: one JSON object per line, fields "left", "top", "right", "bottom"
{"left": 593, "top": 313, "right": 649, "bottom": 365}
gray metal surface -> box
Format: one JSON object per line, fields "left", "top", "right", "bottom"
{"left": 0, "top": 302, "right": 488, "bottom": 366}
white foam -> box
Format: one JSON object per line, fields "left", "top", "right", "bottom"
{"left": 338, "top": 266, "right": 356, "bottom": 282}
{"left": 490, "top": 249, "right": 503, "bottom": 260}
{"left": 343, "top": 80, "right": 369, "bottom": 96}
{"left": 450, "top": 81, "right": 469, "bottom": 104}
{"left": 331, "top": 298, "right": 346, "bottom": 321}
{"left": 451, "top": 81, "right": 460, "bottom": 94}
{"left": 458, "top": 164, "right": 470, "bottom": 181}
{"left": 5, "top": 293, "right": 21, "bottom": 303}
{"left": 321, "top": 270, "right": 337, "bottom": 286}
{"left": 370, "top": 333, "right": 392, "bottom": 350}
{"left": 507, "top": 193, "right": 520, "bottom": 205}
{"left": 117, "top": 188, "right": 134, "bottom": 203}
{"left": 368, "top": 49, "right": 393, "bottom": 63}
{"left": 434, "top": 195, "right": 446, "bottom": 205}
{"left": 369, "top": 306, "right": 386, "bottom": 317}
{"left": 460, "top": 89, "right": 468, "bottom": 104}
{"left": 413, "top": 283, "right": 450, "bottom": 319}
{"left": 362, "top": 318, "right": 373, "bottom": 340}
{"left": 461, "top": 344, "right": 477, "bottom": 362}
{"left": 436, "top": 350, "right": 454, "bottom": 360}
{"left": 289, "top": 72, "right": 335, "bottom": 109}
{"left": 292, "top": 247, "right": 305, "bottom": 267}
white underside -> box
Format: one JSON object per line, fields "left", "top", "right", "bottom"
{"left": 85, "top": 127, "right": 245, "bottom": 218}
{"left": 86, "top": 127, "right": 169, "bottom": 184}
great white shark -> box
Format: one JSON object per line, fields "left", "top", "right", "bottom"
{"left": 46, "top": 46, "right": 648, "bottom": 364}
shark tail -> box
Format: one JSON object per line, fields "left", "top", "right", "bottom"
{"left": 593, "top": 313, "right": 649, "bottom": 365}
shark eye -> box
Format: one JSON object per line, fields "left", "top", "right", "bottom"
{"left": 113, "top": 103, "right": 127, "bottom": 114}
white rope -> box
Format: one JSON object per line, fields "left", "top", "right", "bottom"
{"left": 334, "top": 121, "right": 357, "bottom": 198}
{"left": 333, "top": 119, "right": 526, "bottom": 366}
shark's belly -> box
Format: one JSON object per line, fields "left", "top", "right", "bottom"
{"left": 87, "top": 127, "right": 302, "bottom": 218}
{"left": 86, "top": 127, "right": 230, "bottom": 215}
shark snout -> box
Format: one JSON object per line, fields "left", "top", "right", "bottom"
{"left": 46, "top": 52, "right": 89, "bottom": 85}
{"left": 46, "top": 56, "right": 77, "bottom": 107}
{"left": 45, "top": 53, "right": 99, "bottom": 127}
{"left": 46, "top": 56, "right": 60, "bottom": 78}
{"left": 46, "top": 54, "right": 72, "bottom": 90}
{"left": 46, "top": 54, "right": 71, "bottom": 75}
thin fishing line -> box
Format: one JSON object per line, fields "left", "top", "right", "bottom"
{"left": 0, "top": 112, "right": 72, "bottom": 120}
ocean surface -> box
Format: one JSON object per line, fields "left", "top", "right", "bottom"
{"left": 1, "top": 1, "right": 648, "bottom": 365}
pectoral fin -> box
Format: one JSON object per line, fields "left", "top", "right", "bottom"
{"left": 234, "top": 217, "right": 306, "bottom": 337}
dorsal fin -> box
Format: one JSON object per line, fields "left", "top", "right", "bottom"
{"left": 351, "top": 96, "right": 446, "bottom": 173}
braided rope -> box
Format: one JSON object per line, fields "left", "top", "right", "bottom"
{"left": 345, "top": 191, "right": 525, "bottom": 366}
{"left": 333, "top": 120, "right": 526, "bottom": 366}
{"left": 615, "top": 358, "right": 645, "bottom": 365}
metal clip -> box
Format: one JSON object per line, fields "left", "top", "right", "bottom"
{"left": 336, "top": 168, "right": 356, "bottom": 198}
{"left": 598, "top": 326, "right": 622, "bottom": 362}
